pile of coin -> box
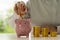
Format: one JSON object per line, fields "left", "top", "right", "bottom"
{"left": 33, "top": 26, "right": 40, "bottom": 37}
{"left": 33, "top": 26, "right": 57, "bottom": 37}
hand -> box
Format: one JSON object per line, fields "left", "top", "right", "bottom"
{"left": 14, "top": 1, "right": 28, "bottom": 19}
{"left": 18, "top": 2, "right": 28, "bottom": 18}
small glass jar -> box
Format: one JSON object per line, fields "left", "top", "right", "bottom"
{"left": 33, "top": 26, "right": 40, "bottom": 37}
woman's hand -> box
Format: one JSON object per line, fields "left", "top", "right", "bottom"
{"left": 14, "top": 1, "right": 28, "bottom": 19}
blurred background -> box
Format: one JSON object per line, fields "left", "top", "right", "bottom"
{"left": 0, "top": 0, "right": 28, "bottom": 33}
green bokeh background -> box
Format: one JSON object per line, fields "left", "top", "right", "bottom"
{"left": 0, "top": 8, "right": 15, "bottom": 33}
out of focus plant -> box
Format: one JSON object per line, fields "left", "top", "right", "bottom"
{"left": 4, "top": 8, "right": 15, "bottom": 33}
{"left": 0, "top": 8, "right": 15, "bottom": 33}
{"left": 0, "top": 19, "right": 4, "bottom": 32}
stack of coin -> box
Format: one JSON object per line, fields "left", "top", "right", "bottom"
{"left": 33, "top": 26, "right": 40, "bottom": 37}
{"left": 50, "top": 31, "right": 57, "bottom": 37}
{"left": 42, "top": 28, "right": 48, "bottom": 37}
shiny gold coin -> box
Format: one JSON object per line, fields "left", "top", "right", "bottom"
{"left": 33, "top": 26, "right": 40, "bottom": 37}
{"left": 42, "top": 28, "right": 48, "bottom": 37}
{"left": 50, "top": 32, "right": 57, "bottom": 37}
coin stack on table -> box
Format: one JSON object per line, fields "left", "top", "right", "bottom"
{"left": 50, "top": 31, "right": 57, "bottom": 37}
{"left": 33, "top": 26, "right": 40, "bottom": 37}
{"left": 42, "top": 28, "right": 48, "bottom": 37}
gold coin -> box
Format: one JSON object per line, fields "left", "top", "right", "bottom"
{"left": 50, "top": 32, "right": 57, "bottom": 37}
{"left": 33, "top": 26, "right": 40, "bottom": 37}
{"left": 42, "top": 28, "right": 48, "bottom": 37}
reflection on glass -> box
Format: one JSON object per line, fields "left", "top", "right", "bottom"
{"left": 33, "top": 37, "right": 40, "bottom": 40}
{"left": 50, "top": 37, "right": 57, "bottom": 40}
{"left": 42, "top": 37, "right": 49, "bottom": 40}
